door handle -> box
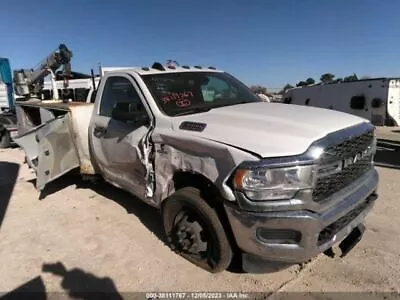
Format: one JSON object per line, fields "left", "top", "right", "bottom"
{"left": 94, "top": 126, "right": 107, "bottom": 138}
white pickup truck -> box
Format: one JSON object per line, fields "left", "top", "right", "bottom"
{"left": 14, "top": 63, "right": 379, "bottom": 273}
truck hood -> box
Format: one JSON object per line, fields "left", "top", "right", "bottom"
{"left": 171, "top": 102, "right": 368, "bottom": 157}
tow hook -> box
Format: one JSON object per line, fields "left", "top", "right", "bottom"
{"left": 323, "top": 224, "right": 366, "bottom": 258}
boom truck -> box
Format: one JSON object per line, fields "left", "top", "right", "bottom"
{"left": 0, "top": 45, "right": 73, "bottom": 148}
{"left": 13, "top": 57, "right": 379, "bottom": 273}
{"left": 13, "top": 43, "right": 73, "bottom": 101}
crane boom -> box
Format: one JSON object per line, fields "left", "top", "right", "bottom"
{"left": 13, "top": 44, "right": 73, "bottom": 98}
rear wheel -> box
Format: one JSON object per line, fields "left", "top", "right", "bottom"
{"left": 0, "top": 129, "right": 11, "bottom": 149}
{"left": 162, "top": 187, "right": 232, "bottom": 273}
{"left": 0, "top": 115, "right": 15, "bottom": 149}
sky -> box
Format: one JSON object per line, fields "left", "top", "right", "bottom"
{"left": 1, "top": 0, "right": 399, "bottom": 90}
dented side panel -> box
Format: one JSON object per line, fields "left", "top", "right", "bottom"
{"left": 68, "top": 105, "right": 95, "bottom": 174}
{"left": 14, "top": 115, "right": 80, "bottom": 190}
{"left": 151, "top": 129, "right": 258, "bottom": 206}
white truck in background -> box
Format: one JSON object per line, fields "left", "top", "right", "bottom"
{"left": 41, "top": 75, "right": 100, "bottom": 103}
{"left": 13, "top": 61, "right": 378, "bottom": 274}
{"left": 40, "top": 67, "right": 132, "bottom": 103}
{"left": 282, "top": 78, "right": 400, "bottom": 126}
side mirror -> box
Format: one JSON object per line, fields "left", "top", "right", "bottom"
{"left": 111, "top": 102, "right": 148, "bottom": 124}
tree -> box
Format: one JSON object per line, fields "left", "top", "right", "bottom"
{"left": 279, "top": 84, "right": 294, "bottom": 94}
{"left": 305, "top": 78, "right": 315, "bottom": 85}
{"left": 296, "top": 81, "right": 308, "bottom": 87}
{"left": 343, "top": 73, "right": 358, "bottom": 82}
{"left": 320, "top": 73, "right": 335, "bottom": 83}
{"left": 249, "top": 85, "right": 267, "bottom": 94}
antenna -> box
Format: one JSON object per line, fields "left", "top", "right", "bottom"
{"left": 90, "top": 69, "right": 97, "bottom": 93}
{"left": 98, "top": 62, "right": 102, "bottom": 77}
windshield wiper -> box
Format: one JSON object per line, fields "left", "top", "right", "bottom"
{"left": 173, "top": 107, "right": 212, "bottom": 116}
{"left": 212, "top": 100, "right": 251, "bottom": 109}
{"left": 171, "top": 101, "right": 252, "bottom": 117}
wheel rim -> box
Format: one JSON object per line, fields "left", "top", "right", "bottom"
{"left": 172, "top": 208, "right": 218, "bottom": 266}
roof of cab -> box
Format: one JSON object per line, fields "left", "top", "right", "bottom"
{"left": 101, "top": 65, "right": 224, "bottom": 76}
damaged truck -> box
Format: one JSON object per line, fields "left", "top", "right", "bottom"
{"left": 13, "top": 61, "right": 379, "bottom": 273}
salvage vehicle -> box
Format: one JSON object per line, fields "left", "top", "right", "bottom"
{"left": 13, "top": 60, "right": 379, "bottom": 273}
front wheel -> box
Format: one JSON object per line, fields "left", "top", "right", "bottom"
{"left": 162, "top": 187, "right": 233, "bottom": 273}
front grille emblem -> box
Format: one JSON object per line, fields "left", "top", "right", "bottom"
{"left": 313, "top": 129, "right": 375, "bottom": 202}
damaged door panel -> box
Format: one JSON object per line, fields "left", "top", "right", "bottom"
{"left": 14, "top": 115, "right": 80, "bottom": 190}
{"left": 39, "top": 108, "right": 56, "bottom": 123}
{"left": 89, "top": 74, "right": 155, "bottom": 204}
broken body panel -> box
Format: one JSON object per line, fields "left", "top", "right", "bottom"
{"left": 14, "top": 100, "right": 94, "bottom": 189}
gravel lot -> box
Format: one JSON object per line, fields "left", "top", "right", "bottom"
{"left": 0, "top": 147, "right": 399, "bottom": 299}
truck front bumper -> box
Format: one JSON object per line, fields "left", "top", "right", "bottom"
{"left": 224, "top": 168, "right": 378, "bottom": 273}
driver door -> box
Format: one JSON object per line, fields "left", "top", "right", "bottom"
{"left": 90, "top": 74, "right": 150, "bottom": 199}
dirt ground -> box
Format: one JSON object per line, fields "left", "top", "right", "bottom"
{"left": 0, "top": 147, "right": 400, "bottom": 299}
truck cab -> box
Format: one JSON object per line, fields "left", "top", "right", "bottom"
{"left": 14, "top": 63, "right": 379, "bottom": 273}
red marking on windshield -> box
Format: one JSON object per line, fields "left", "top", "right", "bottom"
{"left": 176, "top": 99, "right": 191, "bottom": 107}
{"left": 162, "top": 91, "right": 194, "bottom": 104}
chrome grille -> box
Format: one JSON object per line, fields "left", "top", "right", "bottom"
{"left": 319, "top": 131, "right": 374, "bottom": 164}
{"left": 313, "top": 130, "right": 375, "bottom": 203}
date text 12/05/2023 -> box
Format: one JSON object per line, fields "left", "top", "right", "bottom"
{"left": 145, "top": 292, "right": 249, "bottom": 299}
{"left": 162, "top": 91, "right": 194, "bottom": 108}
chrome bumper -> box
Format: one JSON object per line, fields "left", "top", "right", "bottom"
{"left": 224, "top": 168, "right": 379, "bottom": 265}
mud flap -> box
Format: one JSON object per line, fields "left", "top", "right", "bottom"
{"left": 13, "top": 115, "right": 80, "bottom": 190}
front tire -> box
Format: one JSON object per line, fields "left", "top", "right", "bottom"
{"left": 162, "top": 187, "right": 233, "bottom": 273}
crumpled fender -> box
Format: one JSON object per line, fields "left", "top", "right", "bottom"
{"left": 151, "top": 129, "right": 258, "bottom": 205}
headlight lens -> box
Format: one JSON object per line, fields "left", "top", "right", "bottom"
{"left": 233, "top": 165, "right": 315, "bottom": 201}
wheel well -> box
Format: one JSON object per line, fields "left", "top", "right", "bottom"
{"left": 172, "top": 172, "right": 222, "bottom": 206}
{"left": 167, "top": 171, "right": 241, "bottom": 256}
{"left": 0, "top": 114, "right": 17, "bottom": 125}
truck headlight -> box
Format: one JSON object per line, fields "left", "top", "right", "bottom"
{"left": 233, "top": 165, "right": 315, "bottom": 201}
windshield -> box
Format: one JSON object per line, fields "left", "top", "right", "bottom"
{"left": 141, "top": 71, "right": 261, "bottom": 116}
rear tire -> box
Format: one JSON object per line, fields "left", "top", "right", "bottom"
{"left": 0, "top": 114, "right": 15, "bottom": 149}
{"left": 162, "top": 187, "right": 233, "bottom": 273}
{"left": 0, "top": 129, "right": 11, "bottom": 149}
